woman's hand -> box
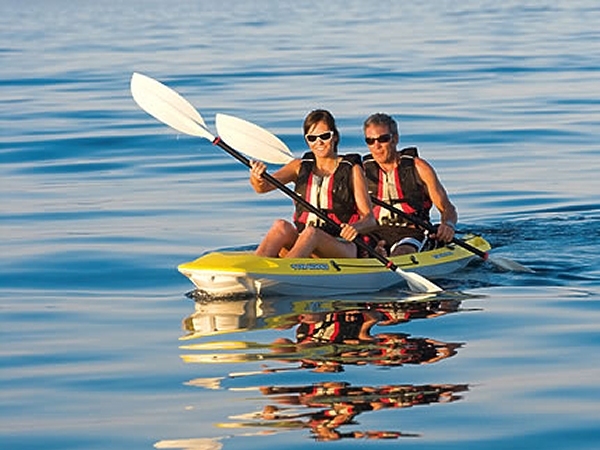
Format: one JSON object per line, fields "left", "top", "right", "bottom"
{"left": 339, "top": 223, "right": 358, "bottom": 242}
{"left": 249, "top": 160, "right": 269, "bottom": 192}
{"left": 249, "top": 160, "right": 267, "bottom": 180}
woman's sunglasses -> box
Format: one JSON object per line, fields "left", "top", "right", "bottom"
{"left": 365, "top": 134, "right": 392, "bottom": 145}
{"left": 305, "top": 131, "right": 334, "bottom": 143}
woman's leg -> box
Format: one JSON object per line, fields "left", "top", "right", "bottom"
{"left": 255, "top": 219, "right": 298, "bottom": 257}
{"left": 286, "top": 226, "right": 357, "bottom": 258}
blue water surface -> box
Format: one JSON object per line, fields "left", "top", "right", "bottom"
{"left": 1, "top": 1, "right": 599, "bottom": 449}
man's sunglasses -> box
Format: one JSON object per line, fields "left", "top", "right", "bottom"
{"left": 305, "top": 131, "right": 334, "bottom": 143}
{"left": 365, "top": 134, "right": 393, "bottom": 145}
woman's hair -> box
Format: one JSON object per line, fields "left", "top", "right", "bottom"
{"left": 303, "top": 109, "right": 340, "bottom": 152}
{"left": 363, "top": 112, "right": 399, "bottom": 137}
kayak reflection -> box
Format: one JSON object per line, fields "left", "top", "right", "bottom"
{"left": 180, "top": 292, "right": 474, "bottom": 372}
{"left": 181, "top": 290, "right": 478, "bottom": 339}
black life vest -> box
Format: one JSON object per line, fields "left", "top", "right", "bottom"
{"left": 363, "top": 147, "right": 432, "bottom": 223}
{"left": 293, "top": 152, "right": 362, "bottom": 233}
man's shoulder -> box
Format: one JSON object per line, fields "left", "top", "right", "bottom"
{"left": 399, "top": 146, "right": 419, "bottom": 157}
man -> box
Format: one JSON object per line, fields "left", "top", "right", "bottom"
{"left": 362, "top": 113, "right": 457, "bottom": 256}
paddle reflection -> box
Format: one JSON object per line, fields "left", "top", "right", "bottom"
{"left": 167, "top": 292, "right": 478, "bottom": 444}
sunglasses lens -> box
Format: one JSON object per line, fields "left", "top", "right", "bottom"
{"left": 306, "top": 131, "right": 333, "bottom": 143}
{"left": 365, "top": 134, "right": 392, "bottom": 145}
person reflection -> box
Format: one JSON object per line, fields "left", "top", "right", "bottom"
{"left": 226, "top": 381, "right": 468, "bottom": 441}
{"left": 264, "top": 306, "right": 462, "bottom": 373}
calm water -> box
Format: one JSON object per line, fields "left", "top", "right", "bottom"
{"left": 2, "top": 1, "right": 600, "bottom": 449}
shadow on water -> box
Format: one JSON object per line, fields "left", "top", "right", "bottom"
{"left": 155, "top": 290, "right": 484, "bottom": 447}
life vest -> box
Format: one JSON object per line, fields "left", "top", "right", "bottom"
{"left": 296, "top": 311, "right": 364, "bottom": 344}
{"left": 363, "top": 147, "right": 432, "bottom": 224}
{"left": 293, "top": 152, "right": 362, "bottom": 234}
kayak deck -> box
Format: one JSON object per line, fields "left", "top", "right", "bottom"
{"left": 178, "top": 234, "right": 491, "bottom": 298}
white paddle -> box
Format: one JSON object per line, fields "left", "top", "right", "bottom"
{"left": 215, "top": 113, "right": 534, "bottom": 273}
{"left": 130, "top": 72, "right": 214, "bottom": 140}
{"left": 216, "top": 113, "right": 294, "bottom": 164}
{"left": 130, "top": 72, "right": 443, "bottom": 294}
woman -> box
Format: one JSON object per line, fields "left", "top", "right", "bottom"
{"left": 249, "top": 109, "right": 376, "bottom": 258}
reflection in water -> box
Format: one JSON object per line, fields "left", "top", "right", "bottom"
{"left": 163, "top": 292, "right": 479, "bottom": 445}
{"left": 181, "top": 332, "right": 461, "bottom": 373}
{"left": 181, "top": 290, "right": 476, "bottom": 339}
{"left": 180, "top": 293, "right": 470, "bottom": 372}
{"left": 154, "top": 438, "right": 224, "bottom": 450}
{"left": 222, "top": 381, "right": 468, "bottom": 441}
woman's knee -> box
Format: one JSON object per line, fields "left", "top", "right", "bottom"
{"left": 269, "top": 219, "right": 296, "bottom": 236}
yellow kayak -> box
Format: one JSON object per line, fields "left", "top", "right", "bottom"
{"left": 178, "top": 234, "right": 491, "bottom": 298}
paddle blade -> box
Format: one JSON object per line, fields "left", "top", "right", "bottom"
{"left": 489, "top": 256, "right": 535, "bottom": 273}
{"left": 130, "top": 72, "right": 215, "bottom": 141}
{"left": 215, "top": 113, "right": 294, "bottom": 164}
{"left": 397, "top": 269, "right": 443, "bottom": 293}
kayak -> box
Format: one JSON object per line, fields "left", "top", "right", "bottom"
{"left": 178, "top": 234, "right": 491, "bottom": 298}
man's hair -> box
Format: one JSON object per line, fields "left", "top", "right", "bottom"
{"left": 363, "top": 113, "right": 399, "bottom": 136}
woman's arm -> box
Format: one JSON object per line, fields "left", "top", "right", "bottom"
{"left": 249, "top": 159, "right": 301, "bottom": 193}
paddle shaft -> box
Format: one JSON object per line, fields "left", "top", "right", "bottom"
{"left": 370, "top": 197, "right": 488, "bottom": 260}
{"left": 212, "top": 137, "right": 404, "bottom": 271}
